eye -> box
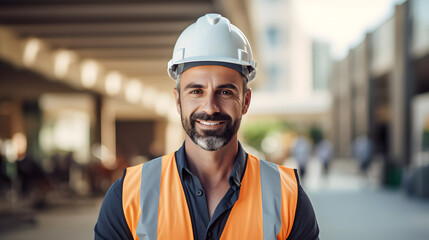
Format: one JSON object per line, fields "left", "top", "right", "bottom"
{"left": 190, "top": 89, "right": 202, "bottom": 94}
{"left": 219, "top": 90, "right": 233, "bottom": 95}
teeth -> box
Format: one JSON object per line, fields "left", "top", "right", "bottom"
{"left": 200, "top": 121, "right": 220, "bottom": 126}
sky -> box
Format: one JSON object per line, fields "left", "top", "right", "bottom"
{"left": 295, "top": 0, "right": 406, "bottom": 59}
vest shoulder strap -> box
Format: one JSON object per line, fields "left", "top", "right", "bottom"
{"left": 258, "top": 157, "right": 298, "bottom": 239}
{"left": 277, "top": 164, "right": 299, "bottom": 239}
{"left": 122, "top": 157, "right": 163, "bottom": 240}
{"left": 122, "top": 163, "right": 143, "bottom": 240}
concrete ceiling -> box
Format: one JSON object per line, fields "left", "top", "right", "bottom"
{"left": 0, "top": 0, "right": 252, "bottom": 116}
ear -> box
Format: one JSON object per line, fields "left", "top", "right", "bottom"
{"left": 174, "top": 88, "right": 181, "bottom": 114}
{"left": 242, "top": 88, "right": 252, "bottom": 115}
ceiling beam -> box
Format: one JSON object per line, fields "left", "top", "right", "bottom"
{"left": 0, "top": 3, "right": 214, "bottom": 19}
{"left": 74, "top": 48, "right": 171, "bottom": 59}
{"left": 98, "top": 59, "right": 167, "bottom": 70}
{"left": 3, "top": 21, "right": 191, "bottom": 37}
{"left": 97, "top": 59, "right": 170, "bottom": 78}
{"left": 40, "top": 34, "right": 178, "bottom": 49}
{"left": 0, "top": 0, "right": 204, "bottom": 4}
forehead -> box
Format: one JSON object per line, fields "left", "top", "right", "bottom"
{"left": 180, "top": 65, "right": 244, "bottom": 88}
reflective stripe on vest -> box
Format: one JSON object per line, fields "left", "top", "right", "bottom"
{"left": 122, "top": 152, "right": 298, "bottom": 240}
{"left": 137, "top": 157, "right": 162, "bottom": 239}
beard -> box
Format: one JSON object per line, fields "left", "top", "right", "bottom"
{"left": 181, "top": 110, "right": 241, "bottom": 151}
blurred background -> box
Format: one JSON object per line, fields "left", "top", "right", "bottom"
{"left": 0, "top": 0, "right": 429, "bottom": 239}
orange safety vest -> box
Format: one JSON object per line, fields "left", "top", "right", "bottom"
{"left": 122, "top": 152, "right": 298, "bottom": 240}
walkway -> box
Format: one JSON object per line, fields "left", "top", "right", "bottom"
{"left": 0, "top": 196, "right": 101, "bottom": 240}
{"left": 300, "top": 158, "right": 429, "bottom": 240}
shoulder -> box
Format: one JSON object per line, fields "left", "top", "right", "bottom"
{"left": 250, "top": 155, "right": 296, "bottom": 175}
{"left": 253, "top": 157, "right": 306, "bottom": 239}
{"left": 122, "top": 156, "right": 162, "bottom": 186}
{"left": 122, "top": 156, "right": 166, "bottom": 196}
{"left": 122, "top": 164, "right": 143, "bottom": 203}
{"left": 263, "top": 159, "right": 319, "bottom": 239}
{"left": 286, "top": 185, "right": 319, "bottom": 240}
{"left": 121, "top": 163, "right": 146, "bottom": 229}
{"left": 97, "top": 177, "right": 124, "bottom": 210}
{"left": 123, "top": 164, "right": 143, "bottom": 187}
{"left": 95, "top": 176, "right": 133, "bottom": 239}
{"left": 255, "top": 156, "right": 299, "bottom": 188}
{"left": 95, "top": 157, "right": 167, "bottom": 240}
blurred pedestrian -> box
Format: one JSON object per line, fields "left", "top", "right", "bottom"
{"left": 17, "top": 154, "right": 51, "bottom": 208}
{"left": 0, "top": 142, "right": 11, "bottom": 193}
{"left": 95, "top": 14, "right": 319, "bottom": 240}
{"left": 353, "top": 135, "right": 372, "bottom": 175}
{"left": 316, "top": 139, "right": 333, "bottom": 174}
{"left": 292, "top": 135, "right": 312, "bottom": 178}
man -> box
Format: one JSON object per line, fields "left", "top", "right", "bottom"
{"left": 95, "top": 13, "right": 319, "bottom": 240}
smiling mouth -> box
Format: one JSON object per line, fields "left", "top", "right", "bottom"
{"left": 197, "top": 120, "right": 224, "bottom": 126}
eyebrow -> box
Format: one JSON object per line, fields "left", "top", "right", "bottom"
{"left": 217, "top": 83, "right": 239, "bottom": 91}
{"left": 183, "top": 83, "right": 239, "bottom": 91}
{"left": 183, "top": 83, "right": 205, "bottom": 91}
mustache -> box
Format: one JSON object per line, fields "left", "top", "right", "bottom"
{"left": 190, "top": 112, "right": 232, "bottom": 122}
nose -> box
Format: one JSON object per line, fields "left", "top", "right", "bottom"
{"left": 201, "top": 91, "right": 220, "bottom": 115}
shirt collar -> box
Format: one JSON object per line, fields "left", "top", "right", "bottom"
{"left": 175, "top": 141, "right": 247, "bottom": 190}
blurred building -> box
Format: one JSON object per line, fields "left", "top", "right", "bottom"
{"left": 332, "top": 0, "right": 429, "bottom": 191}
{"left": 247, "top": 0, "right": 333, "bottom": 139}
{"left": 0, "top": 0, "right": 253, "bottom": 194}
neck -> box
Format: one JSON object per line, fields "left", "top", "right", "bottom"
{"left": 184, "top": 136, "right": 239, "bottom": 187}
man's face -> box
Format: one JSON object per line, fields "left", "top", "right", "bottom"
{"left": 174, "top": 65, "right": 251, "bottom": 151}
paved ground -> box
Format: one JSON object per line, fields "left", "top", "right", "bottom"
{"left": 0, "top": 158, "right": 428, "bottom": 240}
{"left": 0, "top": 196, "right": 102, "bottom": 240}
{"left": 301, "top": 158, "right": 429, "bottom": 240}
{"left": 309, "top": 188, "right": 429, "bottom": 240}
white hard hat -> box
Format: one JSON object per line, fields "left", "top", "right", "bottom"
{"left": 168, "top": 13, "right": 257, "bottom": 82}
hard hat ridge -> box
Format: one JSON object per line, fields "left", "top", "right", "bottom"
{"left": 168, "top": 13, "right": 257, "bottom": 82}
{"left": 204, "top": 13, "right": 222, "bottom": 25}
